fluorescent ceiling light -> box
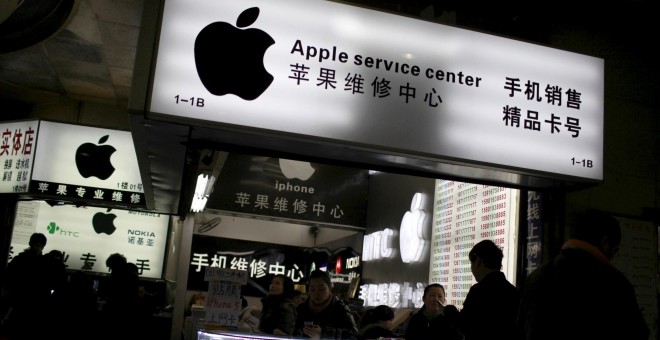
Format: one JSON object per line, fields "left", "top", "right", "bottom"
{"left": 191, "top": 174, "right": 215, "bottom": 212}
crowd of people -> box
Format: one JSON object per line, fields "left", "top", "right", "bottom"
{"left": 1, "top": 209, "right": 650, "bottom": 340}
{"left": 239, "top": 209, "right": 649, "bottom": 340}
{"left": 0, "top": 239, "right": 158, "bottom": 340}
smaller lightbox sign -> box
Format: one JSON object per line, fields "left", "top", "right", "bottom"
{"left": 30, "top": 121, "right": 145, "bottom": 207}
{"left": 9, "top": 200, "right": 169, "bottom": 279}
{"left": 0, "top": 120, "right": 38, "bottom": 193}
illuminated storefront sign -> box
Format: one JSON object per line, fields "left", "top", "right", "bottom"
{"left": 0, "top": 120, "right": 37, "bottom": 193}
{"left": 188, "top": 235, "right": 361, "bottom": 295}
{"left": 429, "top": 180, "right": 519, "bottom": 308}
{"left": 151, "top": 0, "right": 604, "bottom": 181}
{"left": 29, "top": 121, "right": 145, "bottom": 207}
{"left": 9, "top": 200, "right": 169, "bottom": 278}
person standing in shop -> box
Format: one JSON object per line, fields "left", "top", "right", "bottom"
{"left": 517, "top": 209, "right": 649, "bottom": 340}
{"left": 259, "top": 274, "right": 297, "bottom": 335}
{"left": 294, "top": 270, "right": 358, "bottom": 339}
{"left": 2, "top": 233, "right": 49, "bottom": 339}
{"left": 100, "top": 253, "right": 140, "bottom": 340}
{"left": 404, "top": 283, "right": 462, "bottom": 340}
{"left": 444, "top": 239, "right": 520, "bottom": 340}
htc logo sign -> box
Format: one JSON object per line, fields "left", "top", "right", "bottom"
{"left": 362, "top": 228, "right": 394, "bottom": 261}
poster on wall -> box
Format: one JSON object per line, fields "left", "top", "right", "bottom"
{"left": 206, "top": 154, "right": 369, "bottom": 228}
{"left": 9, "top": 200, "right": 169, "bottom": 279}
{"left": 0, "top": 120, "right": 38, "bottom": 193}
{"left": 429, "top": 180, "right": 519, "bottom": 308}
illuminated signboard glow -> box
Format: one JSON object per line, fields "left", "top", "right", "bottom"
{"left": 30, "top": 121, "right": 145, "bottom": 207}
{"left": 9, "top": 201, "right": 169, "bottom": 278}
{"left": 429, "top": 180, "right": 519, "bottom": 308}
{"left": 151, "top": 0, "right": 604, "bottom": 180}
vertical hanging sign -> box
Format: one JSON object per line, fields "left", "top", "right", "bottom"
{"left": 526, "top": 191, "right": 543, "bottom": 275}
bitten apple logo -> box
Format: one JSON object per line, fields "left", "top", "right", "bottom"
{"left": 75, "top": 135, "right": 117, "bottom": 180}
{"left": 93, "top": 208, "right": 118, "bottom": 235}
{"left": 194, "top": 7, "right": 275, "bottom": 100}
{"left": 399, "top": 193, "right": 427, "bottom": 263}
{"left": 279, "top": 159, "right": 315, "bottom": 181}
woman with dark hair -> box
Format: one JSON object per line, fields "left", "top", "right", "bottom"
{"left": 294, "top": 270, "right": 358, "bottom": 339}
{"left": 259, "top": 274, "right": 297, "bottom": 335}
{"left": 358, "top": 305, "right": 399, "bottom": 340}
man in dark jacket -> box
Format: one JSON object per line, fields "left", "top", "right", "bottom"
{"left": 517, "top": 209, "right": 649, "bottom": 340}
{"left": 446, "top": 239, "right": 520, "bottom": 340}
{"left": 404, "top": 283, "right": 462, "bottom": 340}
{"left": 294, "top": 270, "right": 358, "bottom": 339}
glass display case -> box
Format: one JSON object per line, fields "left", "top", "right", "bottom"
{"left": 197, "top": 329, "right": 302, "bottom": 340}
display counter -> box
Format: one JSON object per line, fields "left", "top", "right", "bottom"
{"left": 197, "top": 329, "right": 301, "bottom": 340}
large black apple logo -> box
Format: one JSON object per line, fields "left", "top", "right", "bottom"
{"left": 75, "top": 135, "right": 116, "bottom": 180}
{"left": 93, "top": 208, "right": 117, "bottom": 235}
{"left": 194, "top": 7, "right": 275, "bottom": 100}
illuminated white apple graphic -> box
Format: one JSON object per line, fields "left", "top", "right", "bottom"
{"left": 399, "top": 193, "right": 427, "bottom": 263}
{"left": 279, "top": 159, "right": 315, "bottom": 180}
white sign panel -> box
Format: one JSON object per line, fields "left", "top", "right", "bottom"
{"left": 30, "top": 121, "right": 145, "bottom": 206}
{"left": 9, "top": 201, "right": 169, "bottom": 279}
{"left": 0, "top": 120, "right": 37, "bottom": 193}
{"left": 150, "top": 0, "right": 604, "bottom": 180}
{"left": 429, "top": 180, "right": 519, "bottom": 309}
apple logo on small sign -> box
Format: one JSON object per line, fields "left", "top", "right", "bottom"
{"left": 195, "top": 7, "right": 275, "bottom": 100}
{"left": 399, "top": 193, "right": 427, "bottom": 263}
{"left": 93, "top": 208, "right": 117, "bottom": 235}
{"left": 75, "top": 135, "right": 116, "bottom": 180}
{"left": 279, "top": 159, "right": 315, "bottom": 181}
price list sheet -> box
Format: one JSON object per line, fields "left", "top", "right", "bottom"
{"left": 429, "top": 180, "right": 519, "bottom": 307}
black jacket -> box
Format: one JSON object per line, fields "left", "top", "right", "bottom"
{"left": 518, "top": 240, "right": 649, "bottom": 340}
{"left": 404, "top": 307, "right": 462, "bottom": 340}
{"left": 456, "top": 271, "right": 520, "bottom": 340}
{"left": 294, "top": 296, "right": 358, "bottom": 339}
{"left": 259, "top": 295, "right": 297, "bottom": 335}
